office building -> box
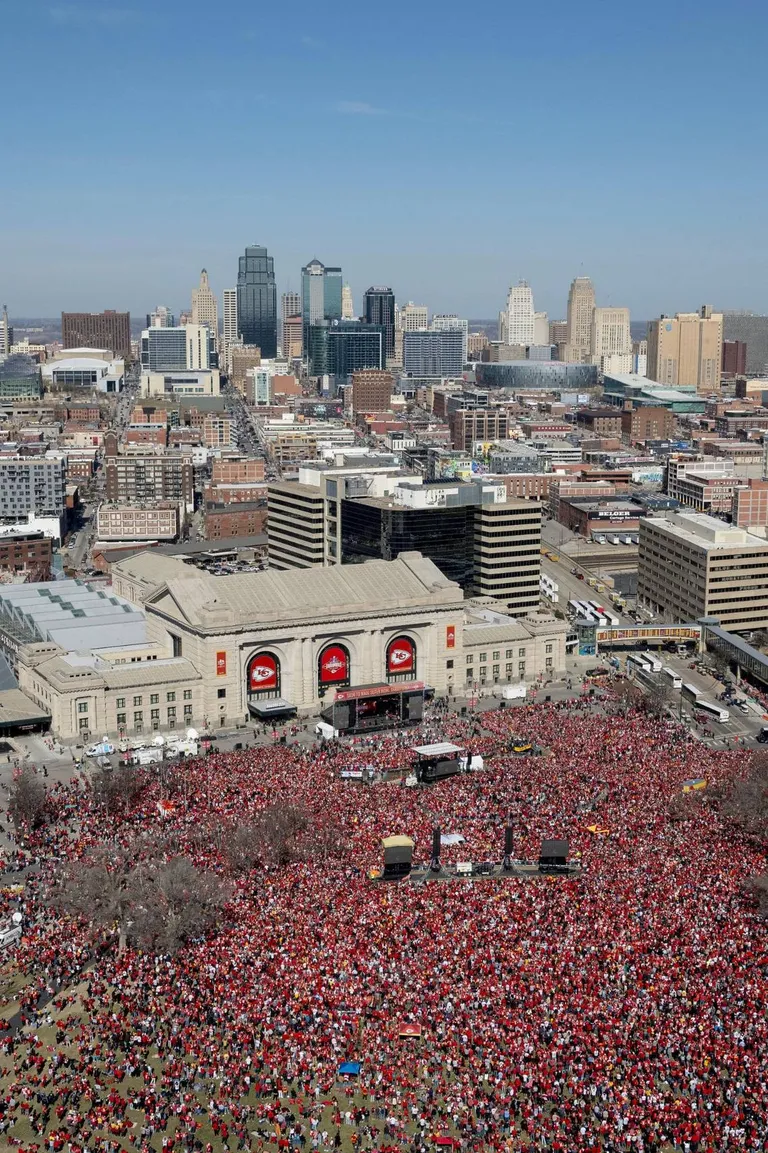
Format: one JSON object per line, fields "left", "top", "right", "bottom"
{"left": 350, "top": 370, "right": 394, "bottom": 414}
{"left": 363, "top": 287, "right": 396, "bottom": 362}
{"left": 591, "top": 307, "right": 631, "bottom": 374}
{"left": 140, "top": 324, "right": 212, "bottom": 371}
{"left": 471, "top": 500, "right": 542, "bottom": 614}
{"left": 230, "top": 346, "right": 261, "bottom": 392}
{"left": 146, "top": 305, "right": 175, "bottom": 328}
{"left": 475, "top": 361, "right": 598, "bottom": 390}
{"left": 191, "top": 269, "right": 218, "bottom": 347}
{"left": 341, "top": 284, "right": 355, "bottom": 319}
{"left": 61, "top": 310, "right": 131, "bottom": 357}
{"left": 621, "top": 405, "right": 675, "bottom": 445}
{"left": 398, "top": 302, "right": 429, "bottom": 332}
{"left": 646, "top": 305, "right": 723, "bottom": 394}
{"left": 723, "top": 313, "right": 768, "bottom": 375}
{"left": 722, "top": 339, "right": 747, "bottom": 378}
{"left": 0, "top": 457, "right": 67, "bottom": 519}
{"left": 0, "top": 354, "right": 43, "bottom": 400}
{"left": 467, "top": 332, "right": 489, "bottom": 359}
{"left": 282, "top": 315, "right": 303, "bottom": 361}
{"left": 533, "top": 312, "right": 549, "bottom": 347}
{"left": 97, "top": 504, "right": 180, "bottom": 542}
{"left": 403, "top": 329, "right": 463, "bottom": 377}
{"left": 503, "top": 282, "right": 535, "bottom": 346}
{"left": 302, "top": 260, "right": 342, "bottom": 345}
{"left": 732, "top": 480, "right": 768, "bottom": 529}
{"left": 104, "top": 454, "right": 194, "bottom": 510}
{"left": 282, "top": 291, "right": 301, "bottom": 323}
{"left": 0, "top": 529, "right": 52, "bottom": 581}
{"left": 308, "top": 320, "right": 383, "bottom": 379}
{"left": 1, "top": 305, "right": 13, "bottom": 358}
{"left": 638, "top": 512, "right": 768, "bottom": 633}
{"left": 549, "top": 318, "right": 568, "bottom": 347}
{"left": 632, "top": 339, "right": 648, "bottom": 376}
{"left": 223, "top": 289, "right": 238, "bottom": 345}
{"left": 140, "top": 370, "right": 220, "bottom": 397}
{"left": 431, "top": 314, "right": 468, "bottom": 363}
{"left": 565, "top": 277, "right": 595, "bottom": 363}
{"left": 449, "top": 408, "right": 511, "bottom": 452}
{"left": 237, "top": 244, "right": 277, "bottom": 357}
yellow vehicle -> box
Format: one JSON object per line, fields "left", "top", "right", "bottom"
{"left": 511, "top": 741, "right": 533, "bottom": 755}
{"left": 587, "top": 577, "right": 597, "bottom": 588}
{"left": 549, "top": 553, "right": 560, "bottom": 563}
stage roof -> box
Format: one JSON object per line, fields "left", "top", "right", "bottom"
{"left": 411, "top": 742, "right": 464, "bottom": 757}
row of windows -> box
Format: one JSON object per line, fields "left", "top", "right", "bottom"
{"left": 114, "top": 689, "right": 193, "bottom": 708}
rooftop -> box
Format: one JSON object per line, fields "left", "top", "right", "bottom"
{"left": 643, "top": 511, "right": 768, "bottom": 551}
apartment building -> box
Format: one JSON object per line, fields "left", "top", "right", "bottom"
{"left": 0, "top": 530, "right": 53, "bottom": 580}
{"left": 731, "top": 480, "right": 768, "bottom": 529}
{"left": 0, "top": 456, "right": 67, "bottom": 519}
{"left": 621, "top": 406, "right": 676, "bottom": 445}
{"left": 665, "top": 456, "right": 740, "bottom": 512}
{"left": 638, "top": 512, "right": 768, "bottom": 633}
{"left": 350, "top": 370, "right": 394, "bottom": 415}
{"left": 104, "top": 454, "right": 194, "bottom": 511}
{"left": 449, "top": 408, "right": 511, "bottom": 452}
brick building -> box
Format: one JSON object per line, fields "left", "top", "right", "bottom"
{"left": 230, "top": 347, "right": 261, "bottom": 393}
{"left": 212, "top": 458, "right": 265, "bottom": 484}
{"left": 350, "top": 370, "right": 394, "bottom": 415}
{"left": 203, "top": 502, "right": 267, "bottom": 539}
{"left": 575, "top": 409, "right": 623, "bottom": 436}
{"left": 97, "top": 504, "right": 180, "bottom": 541}
{"left": 620, "top": 406, "right": 676, "bottom": 445}
{"left": 732, "top": 480, "right": 768, "bottom": 528}
{"left": 104, "top": 454, "right": 194, "bottom": 509}
{"left": 61, "top": 310, "right": 131, "bottom": 357}
{"left": 449, "top": 408, "right": 511, "bottom": 452}
{"left": 202, "top": 415, "right": 233, "bottom": 448}
{"left": 0, "top": 530, "right": 53, "bottom": 579}
{"left": 722, "top": 339, "right": 747, "bottom": 378}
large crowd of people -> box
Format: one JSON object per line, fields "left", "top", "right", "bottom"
{"left": 0, "top": 694, "right": 766, "bottom": 1153}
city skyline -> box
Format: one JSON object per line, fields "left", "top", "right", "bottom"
{"left": 2, "top": 0, "right": 767, "bottom": 318}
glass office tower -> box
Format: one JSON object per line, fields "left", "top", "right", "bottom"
{"left": 301, "top": 259, "right": 343, "bottom": 346}
{"left": 363, "top": 287, "right": 396, "bottom": 360}
{"left": 237, "top": 244, "right": 277, "bottom": 357}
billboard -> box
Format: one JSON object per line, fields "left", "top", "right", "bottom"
{"left": 216, "top": 651, "right": 227, "bottom": 677}
{"left": 318, "top": 643, "right": 350, "bottom": 686}
{"left": 248, "top": 652, "right": 279, "bottom": 693}
{"left": 387, "top": 635, "right": 416, "bottom": 676}
{"left": 446, "top": 625, "right": 456, "bottom": 649}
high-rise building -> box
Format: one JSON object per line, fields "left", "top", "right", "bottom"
{"left": 722, "top": 339, "right": 747, "bottom": 378}
{"left": 301, "top": 260, "right": 343, "bottom": 346}
{"left": 282, "top": 315, "right": 303, "bottom": 361}
{"left": 565, "top": 277, "right": 595, "bottom": 363}
{"left": 0, "top": 456, "right": 66, "bottom": 519}
{"left": 646, "top": 306, "right": 723, "bottom": 394}
{"left": 350, "top": 370, "right": 394, "bottom": 414}
{"left": 431, "top": 315, "right": 468, "bottom": 363}
{"left": 223, "top": 290, "right": 238, "bottom": 345}
{"left": 282, "top": 291, "right": 301, "bottom": 322}
{"left": 549, "top": 319, "right": 568, "bottom": 346}
{"left": 398, "top": 302, "right": 429, "bottom": 332}
{"left": 237, "top": 244, "right": 277, "bottom": 358}
{"left": 533, "top": 312, "right": 549, "bottom": 347}
{"left": 308, "top": 320, "right": 383, "bottom": 379}
{"left": 62, "top": 310, "right": 131, "bottom": 357}
{"left": 146, "top": 306, "right": 175, "bottom": 328}
{"left": 140, "top": 325, "right": 212, "bottom": 372}
{"left": 403, "top": 330, "right": 463, "bottom": 378}
{"left": 0, "top": 305, "right": 12, "bottom": 359}
{"left": 341, "top": 284, "right": 355, "bottom": 319}
{"left": 467, "top": 332, "right": 489, "bottom": 359}
{"left": 722, "top": 313, "right": 768, "bottom": 375}
{"left": 363, "top": 287, "right": 396, "bottom": 361}
{"left": 591, "top": 306, "right": 631, "bottom": 374}
{"left": 504, "top": 282, "right": 535, "bottom": 346}
{"left": 191, "top": 269, "right": 218, "bottom": 347}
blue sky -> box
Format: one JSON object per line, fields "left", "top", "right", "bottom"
{"left": 3, "top": 0, "right": 767, "bottom": 320}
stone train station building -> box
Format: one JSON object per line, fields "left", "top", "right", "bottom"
{"left": 11, "top": 552, "right": 566, "bottom": 740}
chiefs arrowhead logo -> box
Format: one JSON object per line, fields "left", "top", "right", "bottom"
{"left": 250, "top": 664, "right": 274, "bottom": 683}
{"left": 389, "top": 647, "right": 412, "bottom": 666}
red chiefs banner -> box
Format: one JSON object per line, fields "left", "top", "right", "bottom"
{"left": 387, "top": 636, "right": 415, "bottom": 675}
{"left": 446, "top": 625, "right": 456, "bottom": 649}
{"left": 318, "top": 643, "right": 350, "bottom": 685}
{"left": 248, "top": 652, "right": 279, "bottom": 692}
{"left": 216, "top": 651, "right": 227, "bottom": 677}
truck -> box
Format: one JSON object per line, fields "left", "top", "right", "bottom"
{"left": 127, "top": 746, "right": 164, "bottom": 766}
{"left": 166, "top": 737, "right": 199, "bottom": 758}
{"left": 503, "top": 683, "right": 527, "bottom": 700}
{"left": 86, "top": 740, "right": 115, "bottom": 759}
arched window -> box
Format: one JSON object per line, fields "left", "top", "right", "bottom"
{"left": 317, "top": 642, "right": 351, "bottom": 690}
{"left": 247, "top": 652, "right": 281, "bottom": 698}
{"left": 386, "top": 635, "right": 417, "bottom": 682}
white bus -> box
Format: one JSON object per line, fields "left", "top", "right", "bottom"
{"left": 627, "top": 655, "right": 651, "bottom": 679}
{"left": 644, "top": 653, "right": 663, "bottom": 673}
{"left": 632, "top": 653, "right": 655, "bottom": 673}
{"left": 682, "top": 682, "right": 702, "bottom": 701}
{"left": 661, "top": 667, "right": 682, "bottom": 690}
{"left": 696, "top": 700, "right": 730, "bottom": 724}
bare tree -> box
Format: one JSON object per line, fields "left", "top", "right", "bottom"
{"left": 644, "top": 679, "right": 673, "bottom": 718}
{"left": 224, "top": 822, "right": 262, "bottom": 874}
{"left": 52, "top": 837, "right": 229, "bottom": 954}
{"left": 257, "top": 802, "right": 309, "bottom": 868}
{"left": 747, "top": 873, "right": 768, "bottom": 918}
{"left": 8, "top": 766, "right": 47, "bottom": 833}
{"left": 611, "top": 678, "right": 642, "bottom": 714}
{"left": 722, "top": 750, "right": 768, "bottom": 843}
{"left": 90, "top": 765, "right": 144, "bottom": 817}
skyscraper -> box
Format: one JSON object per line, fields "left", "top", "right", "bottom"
{"left": 398, "top": 302, "right": 429, "bottom": 332}
{"left": 146, "top": 306, "right": 175, "bottom": 328}
{"left": 647, "top": 305, "right": 723, "bottom": 394}
{"left": 223, "top": 290, "right": 238, "bottom": 345}
{"left": 237, "top": 244, "right": 277, "bottom": 357}
{"left": 363, "top": 287, "right": 396, "bottom": 361}
{"left": 341, "top": 284, "right": 355, "bottom": 319}
{"left": 504, "top": 282, "right": 535, "bottom": 346}
{"left": 533, "top": 312, "right": 549, "bottom": 346}
{"left": 301, "top": 260, "right": 343, "bottom": 346}
{"left": 192, "top": 269, "right": 218, "bottom": 347}
{"left": 431, "top": 315, "right": 469, "bottom": 363}
{"left": 0, "top": 306, "right": 12, "bottom": 359}
{"left": 282, "top": 291, "right": 301, "bottom": 322}
{"left": 565, "top": 277, "right": 595, "bottom": 363}
{"left": 403, "top": 330, "right": 463, "bottom": 377}
{"left": 591, "top": 307, "right": 631, "bottom": 374}
{"left": 281, "top": 291, "right": 302, "bottom": 359}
